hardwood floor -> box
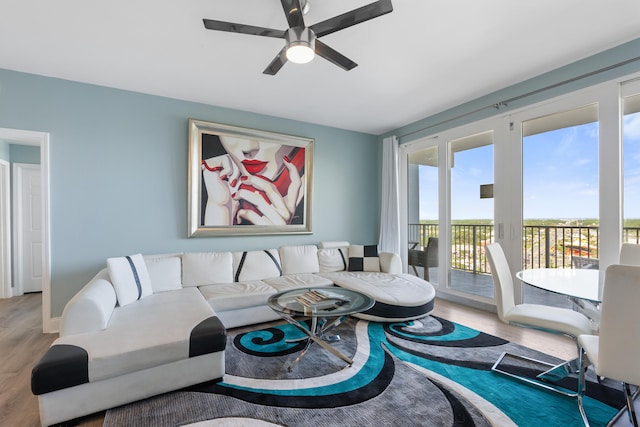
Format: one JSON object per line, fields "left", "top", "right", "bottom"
{"left": 1, "top": 293, "right": 55, "bottom": 427}
{"left": 433, "top": 296, "right": 577, "bottom": 360}
{"left": 0, "top": 294, "right": 102, "bottom": 427}
{"left": 0, "top": 293, "right": 576, "bottom": 427}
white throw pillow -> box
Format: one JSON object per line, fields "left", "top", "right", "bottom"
{"left": 348, "top": 244, "right": 380, "bottom": 272}
{"left": 318, "top": 247, "right": 349, "bottom": 273}
{"left": 107, "top": 253, "right": 153, "bottom": 306}
{"left": 144, "top": 255, "right": 182, "bottom": 293}
{"left": 279, "top": 245, "right": 319, "bottom": 275}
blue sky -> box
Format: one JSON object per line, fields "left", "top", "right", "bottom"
{"left": 418, "top": 111, "right": 640, "bottom": 221}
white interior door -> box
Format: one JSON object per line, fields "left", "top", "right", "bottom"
{"left": 13, "top": 163, "right": 43, "bottom": 294}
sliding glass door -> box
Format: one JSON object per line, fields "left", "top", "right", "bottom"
{"left": 448, "top": 131, "right": 494, "bottom": 298}
{"left": 520, "top": 104, "right": 599, "bottom": 307}
{"left": 406, "top": 142, "right": 440, "bottom": 284}
{"left": 403, "top": 123, "right": 496, "bottom": 301}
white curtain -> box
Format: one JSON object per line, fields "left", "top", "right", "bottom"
{"left": 379, "top": 135, "right": 401, "bottom": 255}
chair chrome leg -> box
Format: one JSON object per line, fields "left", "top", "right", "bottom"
{"left": 537, "top": 357, "right": 580, "bottom": 383}
{"left": 577, "top": 347, "right": 590, "bottom": 427}
{"left": 624, "top": 383, "right": 639, "bottom": 427}
{"left": 491, "top": 351, "right": 578, "bottom": 397}
{"left": 604, "top": 384, "right": 640, "bottom": 427}
{"left": 578, "top": 394, "right": 590, "bottom": 427}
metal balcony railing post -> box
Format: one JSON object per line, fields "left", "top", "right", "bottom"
{"left": 544, "top": 226, "right": 550, "bottom": 268}
{"left": 472, "top": 225, "right": 477, "bottom": 273}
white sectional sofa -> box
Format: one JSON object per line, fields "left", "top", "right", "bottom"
{"left": 32, "top": 242, "right": 435, "bottom": 426}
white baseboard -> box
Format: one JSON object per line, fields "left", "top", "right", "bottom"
{"left": 45, "top": 316, "right": 60, "bottom": 334}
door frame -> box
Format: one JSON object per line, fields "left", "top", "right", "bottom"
{"left": 0, "top": 128, "right": 52, "bottom": 333}
{"left": 0, "top": 159, "right": 11, "bottom": 299}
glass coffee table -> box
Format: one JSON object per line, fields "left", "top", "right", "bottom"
{"left": 267, "top": 287, "right": 374, "bottom": 366}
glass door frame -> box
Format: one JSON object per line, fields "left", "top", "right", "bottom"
{"left": 622, "top": 78, "right": 640, "bottom": 245}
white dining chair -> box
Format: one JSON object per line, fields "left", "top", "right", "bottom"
{"left": 571, "top": 256, "right": 600, "bottom": 270}
{"left": 485, "top": 243, "right": 593, "bottom": 396}
{"left": 620, "top": 242, "right": 640, "bottom": 265}
{"left": 577, "top": 264, "right": 640, "bottom": 426}
{"left": 573, "top": 243, "right": 640, "bottom": 330}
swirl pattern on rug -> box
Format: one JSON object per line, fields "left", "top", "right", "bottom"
{"left": 104, "top": 317, "right": 623, "bottom": 427}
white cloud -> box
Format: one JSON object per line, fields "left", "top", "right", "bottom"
{"left": 572, "top": 157, "right": 591, "bottom": 167}
{"left": 578, "top": 188, "right": 598, "bottom": 197}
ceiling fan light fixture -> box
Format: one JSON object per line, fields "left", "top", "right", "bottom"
{"left": 285, "top": 27, "right": 315, "bottom": 64}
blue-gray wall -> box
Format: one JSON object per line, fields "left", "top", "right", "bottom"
{"left": 0, "top": 69, "right": 380, "bottom": 316}
{"left": 0, "top": 140, "right": 9, "bottom": 160}
{"left": 10, "top": 144, "right": 40, "bottom": 164}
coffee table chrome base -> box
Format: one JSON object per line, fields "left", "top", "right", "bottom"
{"left": 267, "top": 287, "right": 374, "bottom": 368}
{"left": 281, "top": 312, "right": 353, "bottom": 366}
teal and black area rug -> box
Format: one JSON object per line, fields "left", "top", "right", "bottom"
{"left": 104, "top": 316, "right": 626, "bottom": 427}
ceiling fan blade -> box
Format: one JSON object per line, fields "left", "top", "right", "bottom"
{"left": 315, "top": 40, "right": 357, "bottom": 71}
{"left": 203, "top": 19, "right": 285, "bottom": 38}
{"left": 280, "top": 0, "right": 305, "bottom": 28}
{"left": 310, "top": 0, "right": 393, "bottom": 38}
{"left": 263, "top": 47, "right": 289, "bottom": 75}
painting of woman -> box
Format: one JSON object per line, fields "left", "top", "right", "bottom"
{"left": 200, "top": 133, "right": 306, "bottom": 227}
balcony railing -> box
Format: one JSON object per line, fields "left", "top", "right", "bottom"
{"left": 408, "top": 223, "right": 640, "bottom": 274}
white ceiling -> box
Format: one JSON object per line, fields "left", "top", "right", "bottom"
{"left": 2, "top": 0, "right": 640, "bottom": 135}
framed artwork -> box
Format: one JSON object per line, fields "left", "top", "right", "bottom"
{"left": 188, "top": 119, "right": 313, "bottom": 237}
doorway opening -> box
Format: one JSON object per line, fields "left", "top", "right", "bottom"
{"left": 0, "top": 128, "right": 52, "bottom": 333}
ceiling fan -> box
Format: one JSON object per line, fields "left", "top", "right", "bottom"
{"left": 203, "top": 0, "right": 393, "bottom": 75}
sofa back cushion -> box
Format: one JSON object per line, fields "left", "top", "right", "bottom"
{"left": 279, "top": 245, "right": 319, "bottom": 275}
{"left": 318, "top": 247, "right": 349, "bottom": 273}
{"left": 107, "top": 253, "right": 153, "bottom": 306}
{"left": 144, "top": 255, "right": 183, "bottom": 293}
{"left": 233, "top": 249, "right": 282, "bottom": 281}
{"left": 182, "top": 252, "right": 233, "bottom": 286}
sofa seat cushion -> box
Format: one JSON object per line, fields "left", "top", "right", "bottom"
{"left": 319, "top": 272, "right": 432, "bottom": 305}
{"left": 319, "top": 272, "right": 436, "bottom": 321}
{"left": 50, "top": 287, "right": 225, "bottom": 385}
{"left": 200, "top": 280, "right": 277, "bottom": 312}
{"left": 264, "top": 273, "right": 334, "bottom": 292}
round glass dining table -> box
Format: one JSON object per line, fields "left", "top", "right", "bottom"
{"left": 516, "top": 268, "right": 602, "bottom": 303}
